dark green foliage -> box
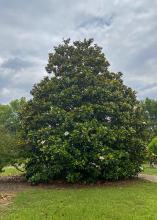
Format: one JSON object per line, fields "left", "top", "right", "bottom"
{"left": 21, "top": 39, "right": 148, "bottom": 184}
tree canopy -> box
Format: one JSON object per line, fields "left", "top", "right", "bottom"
{"left": 0, "top": 98, "right": 26, "bottom": 172}
{"left": 20, "top": 39, "right": 148, "bottom": 184}
{"left": 141, "top": 98, "right": 157, "bottom": 137}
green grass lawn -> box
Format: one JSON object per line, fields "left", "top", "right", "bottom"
{"left": 1, "top": 180, "right": 157, "bottom": 220}
{"left": 0, "top": 166, "right": 23, "bottom": 177}
{"left": 142, "top": 164, "right": 157, "bottom": 175}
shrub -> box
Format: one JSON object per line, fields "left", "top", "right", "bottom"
{"left": 20, "top": 39, "right": 148, "bottom": 184}
{"left": 147, "top": 137, "right": 157, "bottom": 166}
{"left": 148, "top": 137, "right": 157, "bottom": 155}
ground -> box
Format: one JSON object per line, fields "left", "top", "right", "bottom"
{"left": 1, "top": 166, "right": 157, "bottom": 220}
{"left": 142, "top": 163, "right": 157, "bottom": 175}
{"left": 1, "top": 180, "right": 157, "bottom": 220}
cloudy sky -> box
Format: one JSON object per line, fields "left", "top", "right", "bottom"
{"left": 0, "top": 0, "right": 157, "bottom": 103}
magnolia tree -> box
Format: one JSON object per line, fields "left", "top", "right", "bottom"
{"left": 20, "top": 39, "right": 148, "bottom": 184}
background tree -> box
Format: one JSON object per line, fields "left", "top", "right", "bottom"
{"left": 141, "top": 98, "right": 157, "bottom": 137}
{"left": 147, "top": 137, "right": 157, "bottom": 167}
{"left": 0, "top": 98, "right": 26, "bottom": 173}
{"left": 21, "top": 39, "right": 148, "bottom": 184}
{"left": 0, "top": 127, "right": 17, "bottom": 172}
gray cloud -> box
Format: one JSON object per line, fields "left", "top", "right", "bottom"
{"left": 1, "top": 57, "right": 34, "bottom": 70}
{"left": 78, "top": 15, "right": 114, "bottom": 29}
{"left": 0, "top": 0, "right": 157, "bottom": 103}
{"left": 139, "top": 83, "right": 157, "bottom": 92}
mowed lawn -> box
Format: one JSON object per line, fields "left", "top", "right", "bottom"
{"left": 142, "top": 164, "right": 157, "bottom": 175}
{"left": 0, "top": 167, "right": 23, "bottom": 177}
{"left": 1, "top": 180, "right": 157, "bottom": 220}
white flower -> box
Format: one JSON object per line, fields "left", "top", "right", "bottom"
{"left": 91, "top": 162, "right": 100, "bottom": 168}
{"left": 64, "top": 131, "right": 69, "bottom": 136}
{"left": 91, "top": 162, "right": 96, "bottom": 166}
{"left": 41, "top": 140, "right": 46, "bottom": 145}
{"left": 99, "top": 156, "right": 105, "bottom": 160}
{"left": 106, "top": 116, "right": 111, "bottom": 122}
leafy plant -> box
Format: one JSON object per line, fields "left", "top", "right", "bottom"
{"left": 148, "top": 137, "right": 157, "bottom": 155}
{"left": 147, "top": 137, "right": 157, "bottom": 166}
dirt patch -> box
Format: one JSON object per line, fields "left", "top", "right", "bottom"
{"left": 0, "top": 175, "right": 144, "bottom": 192}
{"left": 0, "top": 193, "right": 15, "bottom": 213}
{"left": 0, "top": 176, "right": 27, "bottom": 213}
{"left": 0, "top": 175, "right": 147, "bottom": 196}
{"left": 0, "top": 176, "right": 31, "bottom": 193}
{"left": 0, "top": 175, "right": 26, "bottom": 183}
{"left": 0, "top": 193, "right": 15, "bottom": 205}
{"left": 30, "top": 177, "right": 142, "bottom": 190}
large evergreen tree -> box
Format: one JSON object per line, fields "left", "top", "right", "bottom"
{"left": 21, "top": 39, "right": 148, "bottom": 183}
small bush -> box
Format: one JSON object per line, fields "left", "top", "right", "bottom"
{"left": 148, "top": 137, "right": 157, "bottom": 155}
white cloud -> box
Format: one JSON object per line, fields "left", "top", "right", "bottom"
{"left": 1, "top": 88, "right": 10, "bottom": 96}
